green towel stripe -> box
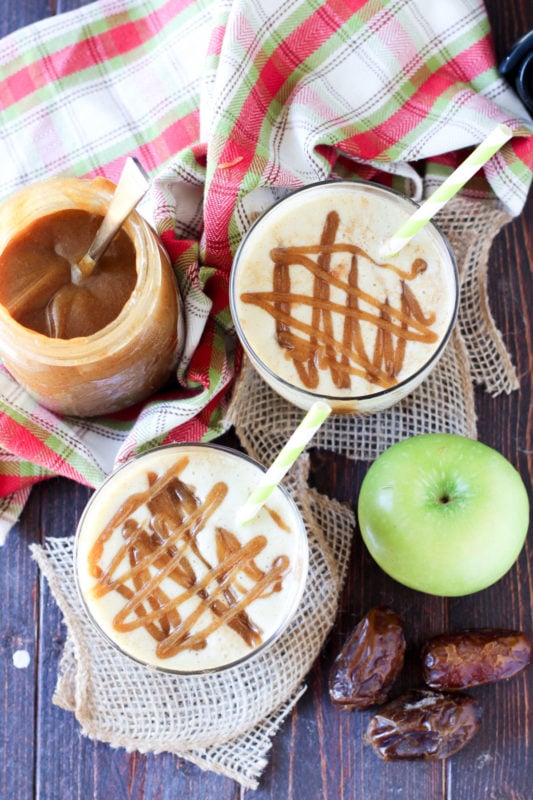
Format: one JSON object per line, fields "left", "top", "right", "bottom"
{"left": 0, "top": 403, "right": 105, "bottom": 486}
{"left": 2, "top": 0, "right": 201, "bottom": 121}
{"left": 224, "top": 11, "right": 492, "bottom": 249}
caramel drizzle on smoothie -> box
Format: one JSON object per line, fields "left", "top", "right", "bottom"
{"left": 87, "top": 456, "right": 290, "bottom": 659}
{"left": 240, "top": 210, "right": 438, "bottom": 390}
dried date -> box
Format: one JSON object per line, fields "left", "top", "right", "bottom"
{"left": 365, "top": 689, "right": 482, "bottom": 760}
{"left": 422, "top": 628, "right": 533, "bottom": 690}
{"left": 329, "top": 606, "right": 406, "bottom": 710}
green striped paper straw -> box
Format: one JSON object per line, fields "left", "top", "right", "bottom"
{"left": 236, "top": 401, "right": 332, "bottom": 526}
{"left": 379, "top": 123, "right": 513, "bottom": 259}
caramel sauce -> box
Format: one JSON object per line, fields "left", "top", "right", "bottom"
{"left": 87, "top": 457, "right": 291, "bottom": 659}
{"left": 266, "top": 506, "right": 292, "bottom": 532}
{"left": 240, "top": 210, "right": 438, "bottom": 391}
{"left": 0, "top": 209, "right": 136, "bottom": 338}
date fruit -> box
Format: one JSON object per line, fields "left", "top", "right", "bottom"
{"left": 422, "top": 628, "right": 533, "bottom": 690}
{"left": 365, "top": 689, "right": 482, "bottom": 760}
{"left": 329, "top": 606, "right": 405, "bottom": 710}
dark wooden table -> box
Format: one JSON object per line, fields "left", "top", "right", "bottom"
{"left": 1, "top": 2, "right": 532, "bottom": 799}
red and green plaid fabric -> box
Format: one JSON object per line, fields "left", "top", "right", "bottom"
{"left": 1, "top": 0, "right": 532, "bottom": 540}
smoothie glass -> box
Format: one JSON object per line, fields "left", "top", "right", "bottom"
{"left": 74, "top": 443, "right": 309, "bottom": 675}
{"left": 230, "top": 180, "right": 459, "bottom": 414}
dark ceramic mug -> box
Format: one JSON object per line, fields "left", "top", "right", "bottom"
{"left": 500, "top": 30, "right": 533, "bottom": 116}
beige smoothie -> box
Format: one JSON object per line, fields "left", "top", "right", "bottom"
{"left": 230, "top": 181, "right": 458, "bottom": 413}
{"left": 75, "top": 444, "right": 308, "bottom": 673}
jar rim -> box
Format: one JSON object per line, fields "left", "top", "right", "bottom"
{"left": 0, "top": 178, "right": 165, "bottom": 364}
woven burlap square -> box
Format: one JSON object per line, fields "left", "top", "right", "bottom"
{"left": 32, "top": 460, "right": 354, "bottom": 789}
{"left": 32, "top": 196, "right": 517, "bottom": 789}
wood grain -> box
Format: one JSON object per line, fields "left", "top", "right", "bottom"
{"left": 0, "top": 1, "right": 531, "bottom": 798}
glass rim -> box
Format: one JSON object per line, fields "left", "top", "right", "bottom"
{"left": 74, "top": 442, "right": 309, "bottom": 676}
{"left": 229, "top": 178, "right": 460, "bottom": 406}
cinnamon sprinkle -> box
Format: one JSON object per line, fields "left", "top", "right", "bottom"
{"left": 218, "top": 156, "right": 244, "bottom": 169}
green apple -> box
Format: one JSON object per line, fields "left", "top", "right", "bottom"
{"left": 357, "top": 434, "right": 530, "bottom": 596}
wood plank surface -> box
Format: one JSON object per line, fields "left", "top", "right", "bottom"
{"left": 0, "top": 1, "right": 531, "bottom": 799}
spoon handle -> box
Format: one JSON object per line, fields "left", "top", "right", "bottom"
{"left": 77, "top": 157, "right": 150, "bottom": 278}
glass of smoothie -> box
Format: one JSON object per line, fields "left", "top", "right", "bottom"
{"left": 74, "top": 443, "right": 309, "bottom": 674}
{"left": 0, "top": 176, "right": 182, "bottom": 416}
{"left": 230, "top": 180, "right": 459, "bottom": 414}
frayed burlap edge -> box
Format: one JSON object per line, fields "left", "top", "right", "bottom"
{"left": 433, "top": 196, "right": 518, "bottom": 395}
{"left": 31, "top": 458, "right": 355, "bottom": 790}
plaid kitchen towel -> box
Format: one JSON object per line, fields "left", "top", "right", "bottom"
{"left": 1, "top": 0, "right": 532, "bottom": 541}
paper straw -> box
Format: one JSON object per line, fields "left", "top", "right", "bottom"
{"left": 236, "top": 401, "right": 332, "bottom": 526}
{"left": 379, "top": 123, "right": 513, "bottom": 259}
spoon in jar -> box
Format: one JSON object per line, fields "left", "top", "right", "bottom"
{"left": 74, "top": 156, "right": 150, "bottom": 281}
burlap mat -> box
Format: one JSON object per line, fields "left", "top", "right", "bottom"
{"left": 31, "top": 196, "right": 517, "bottom": 789}
{"left": 32, "top": 458, "right": 355, "bottom": 790}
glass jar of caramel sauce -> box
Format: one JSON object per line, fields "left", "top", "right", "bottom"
{"left": 0, "top": 177, "right": 182, "bottom": 416}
